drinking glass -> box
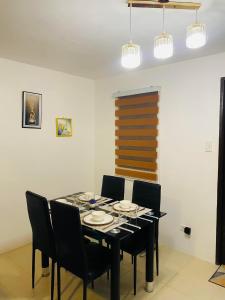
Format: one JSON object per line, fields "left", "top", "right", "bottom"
{"left": 135, "top": 204, "right": 138, "bottom": 219}
{"left": 116, "top": 210, "right": 122, "bottom": 224}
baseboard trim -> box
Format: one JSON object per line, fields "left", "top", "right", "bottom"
{"left": 0, "top": 236, "right": 31, "bottom": 255}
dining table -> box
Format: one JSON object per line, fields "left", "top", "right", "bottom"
{"left": 42, "top": 192, "right": 166, "bottom": 300}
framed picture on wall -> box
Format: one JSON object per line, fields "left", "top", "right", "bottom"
{"left": 22, "top": 91, "right": 42, "bottom": 129}
{"left": 56, "top": 117, "right": 72, "bottom": 137}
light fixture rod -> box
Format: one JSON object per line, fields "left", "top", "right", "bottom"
{"left": 130, "top": 1, "right": 132, "bottom": 42}
{"left": 195, "top": 9, "right": 198, "bottom": 23}
{"left": 162, "top": 5, "right": 165, "bottom": 33}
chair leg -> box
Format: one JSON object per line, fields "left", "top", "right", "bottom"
{"left": 83, "top": 280, "right": 87, "bottom": 300}
{"left": 107, "top": 269, "right": 110, "bottom": 280}
{"left": 91, "top": 280, "right": 94, "bottom": 289}
{"left": 32, "top": 246, "right": 35, "bottom": 289}
{"left": 106, "top": 242, "right": 110, "bottom": 280}
{"left": 133, "top": 255, "right": 137, "bottom": 295}
{"left": 156, "top": 240, "right": 159, "bottom": 276}
{"left": 155, "top": 222, "right": 159, "bottom": 276}
{"left": 57, "top": 265, "right": 61, "bottom": 300}
{"left": 51, "top": 260, "right": 55, "bottom": 300}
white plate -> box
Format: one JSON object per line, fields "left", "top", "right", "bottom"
{"left": 56, "top": 199, "right": 72, "bottom": 205}
{"left": 79, "top": 193, "right": 101, "bottom": 202}
{"left": 83, "top": 213, "right": 114, "bottom": 226}
{"left": 113, "top": 202, "right": 138, "bottom": 212}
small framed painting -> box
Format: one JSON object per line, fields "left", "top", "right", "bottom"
{"left": 56, "top": 117, "right": 72, "bottom": 137}
{"left": 22, "top": 91, "right": 42, "bottom": 129}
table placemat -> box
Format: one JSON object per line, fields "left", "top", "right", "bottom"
{"left": 80, "top": 210, "right": 127, "bottom": 233}
{"left": 55, "top": 198, "right": 73, "bottom": 206}
{"left": 100, "top": 203, "right": 151, "bottom": 219}
{"left": 66, "top": 194, "right": 112, "bottom": 206}
{"left": 56, "top": 196, "right": 112, "bottom": 211}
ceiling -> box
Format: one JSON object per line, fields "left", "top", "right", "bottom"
{"left": 0, "top": 0, "right": 224, "bottom": 79}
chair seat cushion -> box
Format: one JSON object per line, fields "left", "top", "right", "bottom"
{"left": 120, "top": 230, "right": 147, "bottom": 256}
{"left": 86, "top": 243, "right": 111, "bottom": 280}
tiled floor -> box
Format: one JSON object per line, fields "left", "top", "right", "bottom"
{"left": 0, "top": 243, "right": 225, "bottom": 299}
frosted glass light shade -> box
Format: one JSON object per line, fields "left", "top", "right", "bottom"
{"left": 121, "top": 42, "right": 141, "bottom": 69}
{"left": 154, "top": 32, "right": 173, "bottom": 59}
{"left": 186, "top": 23, "right": 206, "bottom": 49}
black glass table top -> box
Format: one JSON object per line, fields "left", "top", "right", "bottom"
{"left": 49, "top": 192, "right": 166, "bottom": 241}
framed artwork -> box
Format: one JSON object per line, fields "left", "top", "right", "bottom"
{"left": 56, "top": 117, "right": 72, "bottom": 137}
{"left": 22, "top": 91, "right": 42, "bottom": 129}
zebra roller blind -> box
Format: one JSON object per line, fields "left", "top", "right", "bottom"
{"left": 115, "top": 91, "right": 159, "bottom": 181}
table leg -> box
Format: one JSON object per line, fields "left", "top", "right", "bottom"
{"left": 145, "top": 222, "right": 155, "bottom": 292}
{"left": 110, "top": 238, "right": 120, "bottom": 300}
{"left": 41, "top": 252, "right": 50, "bottom": 277}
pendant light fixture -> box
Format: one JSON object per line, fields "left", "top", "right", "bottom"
{"left": 186, "top": 9, "right": 206, "bottom": 49}
{"left": 121, "top": 1, "right": 141, "bottom": 69}
{"left": 154, "top": 5, "right": 173, "bottom": 59}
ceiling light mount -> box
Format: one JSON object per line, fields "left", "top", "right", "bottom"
{"left": 127, "top": 0, "right": 201, "bottom": 10}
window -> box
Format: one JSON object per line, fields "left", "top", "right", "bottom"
{"left": 115, "top": 91, "right": 159, "bottom": 181}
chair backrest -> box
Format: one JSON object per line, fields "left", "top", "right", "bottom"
{"left": 50, "top": 201, "right": 88, "bottom": 279}
{"left": 26, "top": 191, "right": 55, "bottom": 258}
{"left": 132, "top": 180, "right": 161, "bottom": 211}
{"left": 101, "top": 175, "right": 125, "bottom": 201}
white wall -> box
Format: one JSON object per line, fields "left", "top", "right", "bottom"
{"left": 95, "top": 52, "right": 225, "bottom": 263}
{"left": 0, "top": 58, "right": 95, "bottom": 253}
{"left": 1, "top": 52, "right": 224, "bottom": 263}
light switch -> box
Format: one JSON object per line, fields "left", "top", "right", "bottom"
{"left": 205, "top": 141, "right": 212, "bottom": 152}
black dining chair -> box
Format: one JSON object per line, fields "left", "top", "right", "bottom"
{"left": 101, "top": 175, "right": 125, "bottom": 201}
{"left": 120, "top": 180, "right": 161, "bottom": 295}
{"left": 50, "top": 200, "right": 111, "bottom": 300}
{"left": 85, "top": 175, "right": 125, "bottom": 244}
{"left": 26, "top": 191, "right": 56, "bottom": 300}
{"left": 132, "top": 180, "right": 161, "bottom": 275}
